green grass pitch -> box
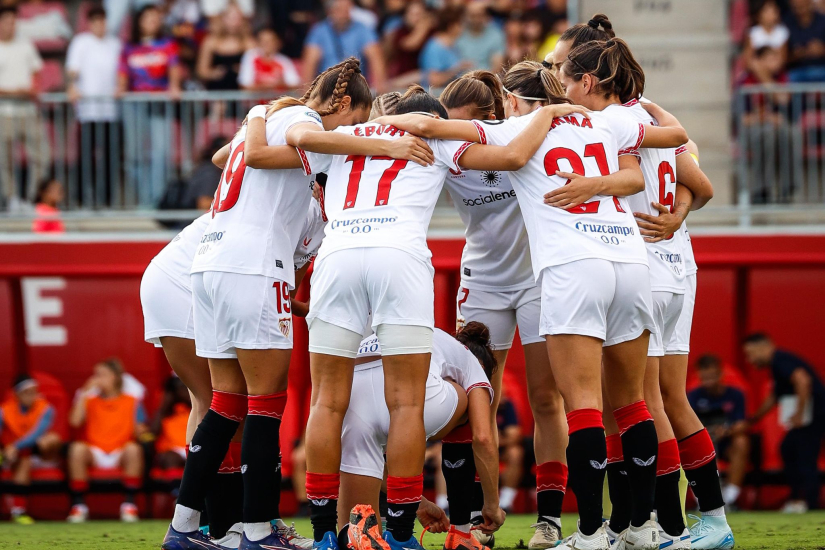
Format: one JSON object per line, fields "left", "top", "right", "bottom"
{"left": 2, "top": 513, "right": 825, "bottom": 550}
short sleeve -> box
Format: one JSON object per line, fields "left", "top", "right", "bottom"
{"left": 432, "top": 138, "right": 475, "bottom": 173}
{"left": 166, "top": 40, "right": 180, "bottom": 67}
{"left": 471, "top": 117, "right": 525, "bottom": 146}
{"left": 237, "top": 50, "right": 255, "bottom": 87}
{"left": 675, "top": 144, "right": 688, "bottom": 156}
{"left": 119, "top": 47, "right": 130, "bottom": 77}
{"left": 305, "top": 23, "right": 326, "bottom": 48}
{"left": 361, "top": 24, "right": 379, "bottom": 48}
{"left": 65, "top": 36, "right": 83, "bottom": 72}
{"left": 614, "top": 118, "right": 645, "bottom": 157}
{"left": 462, "top": 361, "right": 493, "bottom": 404}
{"left": 28, "top": 42, "right": 44, "bottom": 72}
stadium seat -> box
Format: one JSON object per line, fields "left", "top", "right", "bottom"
{"left": 17, "top": 1, "right": 71, "bottom": 53}
{"left": 38, "top": 60, "right": 66, "bottom": 93}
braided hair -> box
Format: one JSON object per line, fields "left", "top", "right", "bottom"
{"left": 369, "top": 91, "right": 402, "bottom": 120}
{"left": 266, "top": 57, "right": 372, "bottom": 118}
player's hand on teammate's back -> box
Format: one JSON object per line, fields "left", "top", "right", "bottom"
{"left": 479, "top": 504, "right": 506, "bottom": 533}
{"left": 386, "top": 135, "right": 435, "bottom": 167}
{"left": 634, "top": 202, "right": 684, "bottom": 242}
{"left": 543, "top": 171, "right": 601, "bottom": 210}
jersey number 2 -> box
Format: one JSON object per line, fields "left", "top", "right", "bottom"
{"left": 544, "top": 143, "right": 625, "bottom": 214}
{"left": 343, "top": 155, "right": 409, "bottom": 209}
{"left": 212, "top": 142, "right": 246, "bottom": 216}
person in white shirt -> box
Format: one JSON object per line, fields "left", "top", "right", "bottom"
{"left": 0, "top": 5, "right": 48, "bottom": 208}
{"left": 376, "top": 55, "right": 687, "bottom": 550}
{"left": 238, "top": 27, "right": 301, "bottom": 91}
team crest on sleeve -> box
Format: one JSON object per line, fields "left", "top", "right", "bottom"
{"left": 279, "top": 318, "right": 291, "bottom": 337}
{"left": 306, "top": 111, "right": 322, "bottom": 123}
{"left": 482, "top": 171, "right": 501, "bottom": 187}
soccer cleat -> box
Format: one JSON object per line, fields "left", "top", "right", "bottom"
{"left": 213, "top": 522, "right": 244, "bottom": 549}
{"left": 66, "top": 504, "right": 89, "bottom": 523}
{"left": 443, "top": 525, "right": 490, "bottom": 550}
{"left": 383, "top": 531, "right": 425, "bottom": 550}
{"left": 347, "top": 504, "right": 391, "bottom": 550}
{"left": 275, "top": 519, "right": 315, "bottom": 549}
{"left": 656, "top": 526, "right": 690, "bottom": 550}
{"left": 470, "top": 516, "right": 494, "bottom": 548}
{"left": 120, "top": 502, "right": 139, "bottom": 522}
{"left": 239, "top": 529, "right": 303, "bottom": 550}
{"left": 603, "top": 522, "right": 620, "bottom": 547}
{"left": 688, "top": 514, "right": 735, "bottom": 549}
{"left": 161, "top": 524, "right": 230, "bottom": 550}
{"left": 11, "top": 513, "right": 34, "bottom": 525}
{"left": 609, "top": 515, "right": 659, "bottom": 550}
{"left": 555, "top": 524, "right": 610, "bottom": 550}
{"left": 527, "top": 521, "right": 561, "bottom": 549}
{"left": 313, "top": 531, "right": 339, "bottom": 550}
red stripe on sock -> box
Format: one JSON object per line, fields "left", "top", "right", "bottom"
{"left": 566, "top": 408, "right": 604, "bottom": 435}
{"left": 306, "top": 472, "right": 340, "bottom": 500}
{"left": 211, "top": 390, "right": 248, "bottom": 422}
{"left": 218, "top": 441, "right": 242, "bottom": 474}
{"left": 657, "top": 438, "right": 681, "bottom": 476}
{"left": 678, "top": 429, "right": 717, "bottom": 470}
{"left": 536, "top": 461, "right": 568, "bottom": 493}
{"left": 123, "top": 476, "right": 142, "bottom": 490}
{"left": 387, "top": 474, "right": 423, "bottom": 504}
{"left": 442, "top": 422, "right": 473, "bottom": 444}
{"left": 247, "top": 392, "right": 287, "bottom": 419}
{"left": 606, "top": 434, "right": 624, "bottom": 464}
{"left": 11, "top": 496, "right": 26, "bottom": 509}
{"left": 474, "top": 472, "right": 480, "bottom": 483}
{"left": 69, "top": 480, "right": 89, "bottom": 493}
{"left": 613, "top": 400, "right": 653, "bottom": 435}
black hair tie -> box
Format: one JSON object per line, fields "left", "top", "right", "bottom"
{"left": 541, "top": 60, "right": 553, "bottom": 69}
{"left": 606, "top": 38, "right": 616, "bottom": 46}
{"left": 588, "top": 19, "right": 599, "bottom": 29}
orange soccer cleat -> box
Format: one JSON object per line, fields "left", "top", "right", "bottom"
{"left": 442, "top": 526, "right": 491, "bottom": 550}
{"left": 347, "top": 504, "right": 391, "bottom": 550}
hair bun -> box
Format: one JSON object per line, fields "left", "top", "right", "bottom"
{"left": 587, "top": 19, "right": 599, "bottom": 29}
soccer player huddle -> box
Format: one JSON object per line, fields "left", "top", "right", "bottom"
{"left": 142, "top": 13, "right": 735, "bottom": 550}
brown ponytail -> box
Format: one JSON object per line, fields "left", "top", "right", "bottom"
{"left": 559, "top": 13, "right": 615, "bottom": 49}
{"left": 369, "top": 91, "right": 402, "bottom": 119}
{"left": 455, "top": 321, "right": 497, "bottom": 380}
{"left": 395, "top": 84, "right": 449, "bottom": 118}
{"left": 502, "top": 60, "right": 570, "bottom": 106}
{"left": 266, "top": 56, "right": 372, "bottom": 118}
{"left": 439, "top": 70, "right": 505, "bottom": 120}
{"left": 563, "top": 38, "right": 644, "bottom": 104}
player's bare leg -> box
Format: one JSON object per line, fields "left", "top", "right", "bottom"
{"left": 119, "top": 441, "right": 144, "bottom": 521}
{"left": 159, "top": 336, "right": 212, "bottom": 442}
{"left": 8, "top": 454, "right": 32, "bottom": 523}
{"left": 67, "top": 441, "right": 92, "bottom": 522}
{"left": 338, "top": 473, "right": 383, "bottom": 531}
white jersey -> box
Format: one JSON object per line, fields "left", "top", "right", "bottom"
{"left": 473, "top": 110, "right": 649, "bottom": 277}
{"left": 190, "top": 105, "right": 324, "bottom": 288}
{"left": 305, "top": 123, "right": 470, "bottom": 263}
{"left": 293, "top": 197, "right": 327, "bottom": 270}
{"left": 354, "top": 329, "right": 493, "bottom": 401}
{"left": 150, "top": 213, "right": 210, "bottom": 291}
{"left": 617, "top": 101, "right": 686, "bottom": 293}
{"left": 445, "top": 169, "right": 534, "bottom": 292}
{"left": 674, "top": 145, "right": 698, "bottom": 276}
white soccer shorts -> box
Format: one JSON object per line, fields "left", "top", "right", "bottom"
{"left": 648, "top": 291, "right": 685, "bottom": 357}
{"left": 191, "top": 271, "right": 293, "bottom": 359}
{"left": 538, "top": 259, "right": 656, "bottom": 346}
{"left": 140, "top": 262, "right": 195, "bottom": 346}
{"left": 90, "top": 446, "right": 123, "bottom": 469}
{"left": 455, "top": 285, "right": 543, "bottom": 350}
{"left": 665, "top": 273, "right": 696, "bottom": 355}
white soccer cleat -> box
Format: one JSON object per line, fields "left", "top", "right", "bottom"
{"left": 213, "top": 522, "right": 244, "bottom": 549}
{"left": 603, "top": 521, "right": 620, "bottom": 547}
{"left": 528, "top": 520, "right": 562, "bottom": 549}
{"left": 67, "top": 504, "right": 89, "bottom": 523}
{"left": 471, "top": 528, "right": 495, "bottom": 548}
{"left": 120, "top": 502, "right": 139, "bottom": 522}
{"left": 657, "top": 525, "right": 690, "bottom": 550}
{"left": 688, "top": 514, "right": 735, "bottom": 549}
{"left": 609, "top": 515, "right": 659, "bottom": 550}
{"left": 555, "top": 523, "right": 610, "bottom": 550}
{"left": 274, "top": 518, "right": 315, "bottom": 549}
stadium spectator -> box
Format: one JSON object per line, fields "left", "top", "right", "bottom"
{"left": 301, "top": 0, "right": 387, "bottom": 91}
{"left": 118, "top": 5, "right": 181, "bottom": 94}
{"left": 196, "top": 3, "right": 253, "bottom": 91}
{"left": 14, "top": 0, "right": 72, "bottom": 49}
{"left": 264, "top": 0, "right": 315, "bottom": 58}
{"left": 32, "top": 178, "right": 65, "bottom": 233}
{"left": 0, "top": 5, "right": 50, "bottom": 210}
{"left": 384, "top": 1, "right": 432, "bottom": 88}
{"left": 104, "top": 0, "right": 157, "bottom": 38}
{"left": 67, "top": 358, "right": 148, "bottom": 523}
{"left": 503, "top": 13, "right": 531, "bottom": 67}
{"left": 688, "top": 355, "right": 750, "bottom": 508}
{"left": 419, "top": 7, "right": 471, "bottom": 89}
{"left": 183, "top": 135, "right": 225, "bottom": 210}
{"left": 0, "top": 374, "right": 62, "bottom": 524}
{"left": 151, "top": 376, "right": 191, "bottom": 471}
{"left": 743, "top": 333, "right": 825, "bottom": 512}
{"left": 202, "top": 0, "right": 254, "bottom": 18}
{"left": 496, "top": 394, "right": 522, "bottom": 513}
{"left": 742, "top": 0, "right": 789, "bottom": 83}
{"left": 238, "top": 27, "right": 300, "bottom": 91}
{"left": 456, "top": 1, "right": 505, "bottom": 73}
{"left": 783, "top": 0, "right": 825, "bottom": 82}
{"left": 66, "top": 6, "right": 121, "bottom": 204}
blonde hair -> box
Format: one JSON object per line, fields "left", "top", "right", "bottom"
{"left": 502, "top": 60, "right": 569, "bottom": 106}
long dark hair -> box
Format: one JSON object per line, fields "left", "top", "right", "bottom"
{"left": 395, "top": 84, "right": 449, "bottom": 118}
{"left": 563, "top": 38, "right": 645, "bottom": 104}
{"left": 440, "top": 70, "right": 505, "bottom": 120}
{"left": 131, "top": 4, "right": 163, "bottom": 43}
{"left": 559, "top": 13, "right": 615, "bottom": 49}
{"left": 455, "top": 321, "right": 497, "bottom": 380}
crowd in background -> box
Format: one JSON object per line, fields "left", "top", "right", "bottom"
{"left": 2, "top": 333, "right": 824, "bottom": 522}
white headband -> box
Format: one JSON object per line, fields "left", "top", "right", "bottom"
{"left": 14, "top": 379, "right": 37, "bottom": 392}
{"left": 503, "top": 86, "right": 546, "bottom": 102}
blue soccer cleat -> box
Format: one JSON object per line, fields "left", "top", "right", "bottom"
{"left": 383, "top": 531, "right": 425, "bottom": 550}
{"left": 239, "top": 529, "right": 304, "bottom": 550}
{"left": 688, "top": 514, "right": 735, "bottom": 550}
{"left": 313, "top": 531, "right": 339, "bottom": 550}
{"left": 161, "top": 524, "right": 230, "bottom": 550}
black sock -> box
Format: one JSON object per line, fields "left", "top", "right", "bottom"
{"left": 207, "top": 471, "right": 244, "bottom": 538}
{"left": 307, "top": 471, "right": 339, "bottom": 541}
{"left": 656, "top": 471, "right": 685, "bottom": 535}
{"left": 441, "top": 443, "right": 477, "bottom": 525}
{"left": 386, "top": 501, "right": 419, "bottom": 541}
{"left": 472, "top": 477, "right": 483, "bottom": 519}
{"left": 69, "top": 480, "right": 88, "bottom": 506}
{"left": 535, "top": 461, "right": 567, "bottom": 524}
{"left": 679, "top": 429, "right": 725, "bottom": 512}
{"left": 607, "top": 461, "right": 631, "bottom": 533}
{"left": 621, "top": 421, "right": 658, "bottom": 528}
{"left": 566, "top": 425, "right": 606, "bottom": 536}
{"left": 199, "top": 506, "right": 210, "bottom": 531}
{"left": 241, "top": 411, "right": 282, "bottom": 523}
{"left": 177, "top": 409, "right": 240, "bottom": 511}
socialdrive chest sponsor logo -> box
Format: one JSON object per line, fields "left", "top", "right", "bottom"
{"left": 463, "top": 189, "right": 516, "bottom": 207}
